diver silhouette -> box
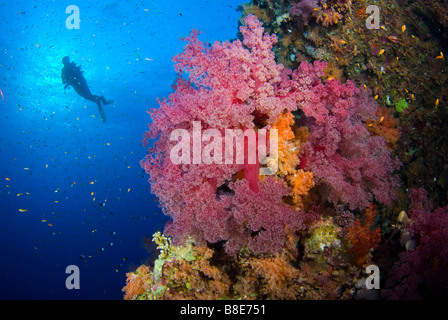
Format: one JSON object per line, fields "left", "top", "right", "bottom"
{"left": 61, "top": 56, "right": 113, "bottom": 122}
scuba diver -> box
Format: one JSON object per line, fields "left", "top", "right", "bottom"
{"left": 61, "top": 56, "right": 113, "bottom": 122}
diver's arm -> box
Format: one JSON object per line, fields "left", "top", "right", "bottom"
{"left": 61, "top": 70, "right": 67, "bottom": 84}
{"left": 61, "top": 69, "right": 70, "bottom": 89}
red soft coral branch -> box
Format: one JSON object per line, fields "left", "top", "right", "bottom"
{"left": 346, "top": 205, "right": 381, "bottom": 267}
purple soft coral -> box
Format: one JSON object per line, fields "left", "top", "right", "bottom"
{"left": 290, "top": 0, "right": 319, "bottom": 25}
{"left": 383, "top": 188, "right": 448, "bottom": 299}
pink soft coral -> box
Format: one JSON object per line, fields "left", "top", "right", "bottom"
{"left": 296, "top": 73, "right": 400, "bottom": 210}
{"left": 141, "top": 15, "right": 399, "bottom": 255}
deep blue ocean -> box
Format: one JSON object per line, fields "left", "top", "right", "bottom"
{"left": 0, "top": 0, "right": 246, "bottom": 299}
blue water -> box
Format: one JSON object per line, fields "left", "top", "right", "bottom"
{"left": 0, "top": 0, "right": 246, "bottom": 299}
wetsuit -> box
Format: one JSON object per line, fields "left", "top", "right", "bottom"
{"left": 61, "top": 56, "right": 112, "bottom": 122}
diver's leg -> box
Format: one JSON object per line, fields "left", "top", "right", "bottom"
{"left": 99, "top": 96, "right": 113, "bottom": 105}
{"left": 96, "top": 101, "right": 106, "bottom": 122}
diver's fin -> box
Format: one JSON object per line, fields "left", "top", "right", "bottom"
{"left": 97, "top": 103, "right": 106, "bottom": 122}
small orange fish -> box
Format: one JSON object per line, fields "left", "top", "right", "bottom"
{"left": 18, "top": 209, "right": 28, "bottom": 212}
{"left": 435, "top": 99, "right": 439, "bottom": 108}
{"left": 387, "top": 35, "right": 400, "bottom": 43}
{"left": 378, "top": 49, "right": 385, "bottom": 56}
{"left": 379, "top": 116, "right": 384, "bottom": 123}
{"left": 401, "top": 25, "right": 406, "bottom": 33}
{"left": 436, "top": 52, "right": 444, "bottom": 60}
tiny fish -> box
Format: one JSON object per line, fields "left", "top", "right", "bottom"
{"left": 18, "top": 209, "right": 28, "bottom": 212}
{"left": 435, "top": 99, "right": 439, "bottom": 108}
{"left": 0, "top": 89, "right": 4, "bottom": 101}
{"left": 401, "top": 25, "right": 406, "bottom": 32}
{"left": 378, "top": 49, "right": 385, "bottom": 56}
{"left": 387, "top": 35, "right": 400, "bottom": 43}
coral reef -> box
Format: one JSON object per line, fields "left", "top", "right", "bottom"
{"left": 141, "top": 15, "right": 397, "bottom": 257}
{"left": 133, "top": 0, "right": 448, "bottom": 299}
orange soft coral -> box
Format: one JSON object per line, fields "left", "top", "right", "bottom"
{"left": 273, "top": 112, "right": 310, "bottom": 176}
{"left": 366, "top": 106, "right": 401, "bottom": 149}
{"left": 237, "top": 253, "right": 301, "bottom": 299}
{"left": 346, "top": 205, "right": 381, "bottom": 267}
{"left": 272, "top": 112, "right": 314, "bottom": 207}
{"left": 289, "top": 169, "right": 314, "bottom": 208}
{"left": 122, "top": 265, "right": 151, "bottom": 300}
{"left": 274, "top": 111, "right": 295, "bottom": 140}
